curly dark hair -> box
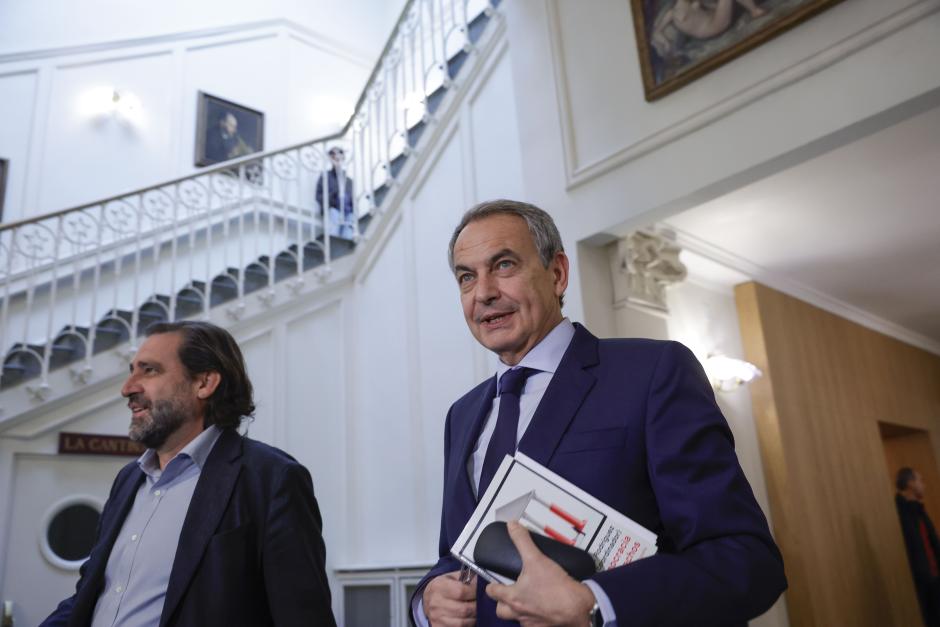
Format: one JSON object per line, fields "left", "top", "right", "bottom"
{"left": 145, "top": 321, "right": 255, "bottom": 429}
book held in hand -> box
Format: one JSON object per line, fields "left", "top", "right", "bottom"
{"left": 452, "top": 452, "right": 658, "bottom": 583}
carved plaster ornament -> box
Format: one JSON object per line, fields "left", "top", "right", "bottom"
{"left": 609, "top": 229, "right": 687, "bottom": 314}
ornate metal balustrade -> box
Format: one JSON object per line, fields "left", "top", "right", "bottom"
{"left": 0, "top": 0, "right": 501, "bottom": 396}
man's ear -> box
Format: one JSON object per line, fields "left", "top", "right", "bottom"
{"left": 552, "top": 251, "right": 570, "bottom": 296}
{"left": 195, "top": 371, "right": 222, "bottom": 400}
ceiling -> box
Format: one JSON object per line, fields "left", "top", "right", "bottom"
{"left": 0, "top": 0, "right": 407, "bottom": 65}
{"left": 664, "top": 104, "right": 940, "bottom": 353}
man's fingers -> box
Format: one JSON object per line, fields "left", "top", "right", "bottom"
{"left": 506, "top": 520, "right": 543, "bottom": 563}
{"left": 450, "top": 578, "right": 477, "bottom": 602}
{"left": 487, "top": 583, "right": 520, "bottom": 621}
{"left": 429, "top": 572, "right": 477, "bottom": 602}
{"left": 485, "top": 582, "right": 508, "bottom": 603}
{"left": 429, "top": 597, "right": 476, "bottom": 620}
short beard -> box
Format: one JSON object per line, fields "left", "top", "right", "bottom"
{"left": 129, "top": 397, "right": 189, "bottom": 450}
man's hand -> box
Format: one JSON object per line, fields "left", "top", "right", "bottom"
{"left": 422, "top": 570, "right": 476, "bottom": 627}
{"left": 486, "top": 522, "right": 597, "bottom": 627}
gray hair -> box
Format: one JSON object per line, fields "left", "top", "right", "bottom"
{"left": 447, "top": 199, "right": 565, "bottom": 306}
{"left": 448, "top": 199, "right": 564, "bottom": 269}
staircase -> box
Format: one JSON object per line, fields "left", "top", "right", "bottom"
{"left": 0, "top": 0, "right": 503, "bottom": 413}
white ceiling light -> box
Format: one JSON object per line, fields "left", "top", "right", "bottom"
{"left": 705, "top": 353, "right": 762, "bottom": 391}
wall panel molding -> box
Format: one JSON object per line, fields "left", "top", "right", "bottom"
{"left": 0, "top": 19, "right": 370, "bottom": 68}
{"left": 547, "top": 0, "right": 940, "bottom": 189}
{"left": 671, "top": 226, "right": 940, "bottom": 356}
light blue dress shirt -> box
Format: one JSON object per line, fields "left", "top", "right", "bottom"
{"left": 417, "top": 319, "right": 617, "bottom": 626}
{"left": 90, "top": 425, "right": 222, "bottom": 627}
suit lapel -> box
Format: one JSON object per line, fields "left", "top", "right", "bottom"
{"left": 518, "top": 324, "right": 598, "bottom": 466}
{"left": 451, "top": 377, "right": 496, "bottom": 513}
{"left": 159, "top": 428, "right": 243, "bottom": 627}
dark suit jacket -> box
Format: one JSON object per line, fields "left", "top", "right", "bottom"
{"left": 41, "top": 428, "right": 336, "bottom": 627}
{"left": 315, "top": 168, "right": 354, "bottom": 215}
{"left": 896, "top": 493, "right": 940, "bottom": 624}
{"left": 414, "top": 324, "right": 786, "bottom": 627}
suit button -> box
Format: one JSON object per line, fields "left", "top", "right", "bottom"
{"left": 115, "top": 585, "right": 123, "bottom": 594}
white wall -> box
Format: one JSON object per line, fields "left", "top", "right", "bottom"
{"left": 0, "top": 21, "right": 370, "bottom": 223}
{"left": 502, "top": 0, "right": 940, "bottom": 324}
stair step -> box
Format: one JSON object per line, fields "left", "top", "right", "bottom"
{"left": 1, "top": 346, "right": 44, "bottom": 390}
{"left": 273, "top": 251, "right": 298, "bottom": 281}
{"left": 447, "top": 49, "right": 469, "bottom": 79}
{"left": 175, "top": 284, "right": 205, "bottom": 319}
{"left": 137, "top": 295, "right": 172, "bottom": 336}
{"left": 373, "top": 184, "right": 391, "bottom": 208}
{"left": 317, "top": 235, "right": 357, "bottom": 260}
{"left": 243, "top": 261, "right": 269, "bottom": 295}
{"left": 468, "top": 10, "right": 491, "bottom": 44}
{"left": 427, "top": 85, "right": 447, "bottom": 115}
{"left": 407, "top": 120, "right": 427, "bottom": 147}
{"left": 288, "top": 242, "right": 326, "bottom": 271}
{"left": 358, "top": 213, "right": 374, "bottom": 235}
{"left": 389, "top": 153, "right": 408, "bottom": 179}
{"left": 210, "top": 271, "right": 240, "bottom": 307}
{"left": 50, "top": 326, "right": 90, "bottom": 370}
{"left": 93, "top": 310, "right": 133, "bottom": 353}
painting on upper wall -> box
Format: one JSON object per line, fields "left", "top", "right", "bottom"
{"left": 0, "top": 158, "right": 8, "bottom": 223}
{"left": 194, "top": 92, "right": 265, "bottom": 167}
{"left": 630, "top": 0, "right": 847, "bottom": 101}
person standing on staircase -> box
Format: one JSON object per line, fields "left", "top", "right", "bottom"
{"left": 316, "top": 146, "right": 356, "bottom": 240}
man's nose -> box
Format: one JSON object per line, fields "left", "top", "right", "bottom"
{"left": 475, "top": 272, "right": 499, "bottom": 303}
{"left": 121, "top": 375, "right": 139, "bottom": 398}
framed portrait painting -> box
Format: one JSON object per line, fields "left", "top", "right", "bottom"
{"left": 194, "top": 92, "right": 265, "bottom": 167}
{"left": 630, "top": 0, "right": 847, "bottom": 101}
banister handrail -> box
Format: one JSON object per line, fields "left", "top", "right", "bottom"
{"left": 0, "top": 130, "right": 345, "bottom": 233}
{"left": 0, "top": 0, "right": 420, "bottom": 235}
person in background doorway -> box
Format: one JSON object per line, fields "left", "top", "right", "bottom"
{"left": 316, "top": 146, "right": 356, "bottom": 240}
{"left": 41, "top": 321, "right": 335, "bottom": 627}
{"left": 896, "top": 466, "right": 940, "bottom": 627}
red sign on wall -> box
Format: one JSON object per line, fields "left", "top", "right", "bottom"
{"left": 59, "top": 433, "right": 146, "bottom": 457}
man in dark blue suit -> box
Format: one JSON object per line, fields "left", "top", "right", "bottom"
{"left": 41, "top": 321, "right": 335, "bottom": 627}
{"left": 413, "top": 200, "right": 785, "bottom": 626}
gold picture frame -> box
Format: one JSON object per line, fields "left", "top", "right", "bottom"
{"left": 630, "top": 0, "right": 847, "bottom": 101}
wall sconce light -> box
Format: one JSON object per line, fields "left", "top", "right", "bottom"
{"left": 79, "top": 87, "right": 142, "bottom": 123}
{"left": 705, "top": 353, "right": 762, "bottom": 391}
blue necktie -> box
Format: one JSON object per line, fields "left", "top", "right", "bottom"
{"left": 478, "top": 367, "right": 535, "bottom": 497}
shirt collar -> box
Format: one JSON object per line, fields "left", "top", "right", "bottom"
{"left": 495, "top": 318, "right": 575, "bottom": 380}
{"left": 137, "top": 424, "right": 222, "bottom": 477}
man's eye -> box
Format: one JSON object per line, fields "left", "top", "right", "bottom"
{"left": 496, "top": 260, "right": 514, "bottom": 270}
{"left": 458, "top": 273, "right": 473, "bottom": 284}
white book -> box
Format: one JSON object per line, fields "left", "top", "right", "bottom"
{"left": 451, "top": 452, "right": 658, "bottom": 584}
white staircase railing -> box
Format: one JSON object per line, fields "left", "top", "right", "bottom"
{"left": 0, "top": 0, "right": 501, "bottom": 394}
